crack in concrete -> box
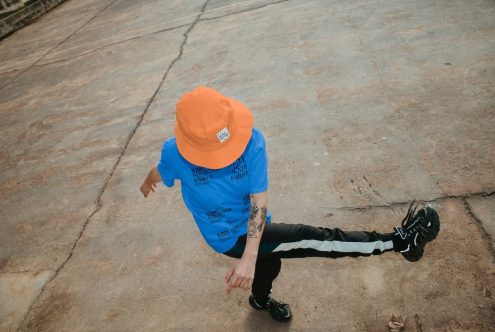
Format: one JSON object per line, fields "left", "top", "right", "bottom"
{"left": 462, "top": 198, "right": 495, "bottom": 260}
{"left": 15, "top": 0, "right": 210, "bottom": 330}
{"left": 0, "top": 270, "right": 34, "bottom": 275}
{"left": 345, "top": 13, "right": 385, "bottom": 85}
{"left": 334, "top": 190, "right": 494, "bottom": 211}
{"left": 31, "top": 0, "right": 118, "bottom": 66}
{"left": 200, "top": 0, "right": 290, "bottom": 21}
{"left": 0, "top": 67, "right": 22, "bottom": 77}
{"left": 0, "top": 0, "right": 118, "bottom": 88}
{"left": 31, "top": 23, "right": 191, "bottom": 68}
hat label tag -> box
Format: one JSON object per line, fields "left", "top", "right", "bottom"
{"left": 216, "top": 127, "right": 230, "bottom": 143}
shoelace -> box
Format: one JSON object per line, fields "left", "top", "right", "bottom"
{"left": 401, "top": 201, "right": 419, "bottom": 228}
{"left": 401, "top": 201, "right": 428, "bottom": 237}
{"left": 267, "top": 298, "right": 288, "bottom": 308}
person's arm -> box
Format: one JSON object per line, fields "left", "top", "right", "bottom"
{"left": 225, "top": 191, "right": 268, "bottom": 294}
{"left": 140, "top": 165, "right": 162, "bottom": 198}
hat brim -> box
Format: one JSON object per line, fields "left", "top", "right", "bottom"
{"left": 175, "top": 99, "right": 253, "bottom": 169}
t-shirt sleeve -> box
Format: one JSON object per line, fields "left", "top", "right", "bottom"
{"left": 157, "top": 139, "right": 177, "bottom": 188}
{"left": 247, "top": 129, "right": 269, "bottom": 194}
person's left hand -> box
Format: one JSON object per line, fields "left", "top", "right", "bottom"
{"left": 140, "top": 178, "right": 156, "bottom": 198}
{"left": 224, "top": 256, "right": 256, "bottom": 295}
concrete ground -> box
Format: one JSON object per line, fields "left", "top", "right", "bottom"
{"left": 1, "top": 0, "right": 494, "bottom": 331}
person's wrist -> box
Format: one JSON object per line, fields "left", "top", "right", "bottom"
{"left": 242, "top": 251, "right": 258, "bottom": 262}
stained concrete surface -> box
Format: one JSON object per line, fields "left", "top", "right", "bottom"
{"left": 0, "top": 271, "right": 51, "bottom": 331}
{"left": 0, "top": 0, "right": 494, "bottom": 331}
{"left": 466, "top": 196, "right": 495, "bottom": 249}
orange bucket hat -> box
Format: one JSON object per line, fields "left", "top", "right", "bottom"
{"left": 174, "top": 86, "right": 253, "bottom": 169}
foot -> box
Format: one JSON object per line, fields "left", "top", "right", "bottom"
{"left": 393, "top": 202, "right": 440, "bottom": 262}
{"left": 249, "top": 295, "right": 292, "bottom": 322}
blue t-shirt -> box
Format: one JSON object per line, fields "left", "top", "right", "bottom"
{"left": 157, "top": 128, "right": 271, "bottom": 253}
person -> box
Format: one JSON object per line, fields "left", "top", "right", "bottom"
{"left": 140, "top": 86, "right": 440, "bottom": 322}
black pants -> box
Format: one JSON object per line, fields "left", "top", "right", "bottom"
{"left": 223, "top": 223, "right": 394, "bottom": 300}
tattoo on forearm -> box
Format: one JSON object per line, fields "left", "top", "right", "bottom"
{"left": 247, "top": 201, "right": 267, "bottom": 238}
{"left": 259, "top": 207, "right": 267, "bottom": 231}
{"left": 247, "top": 201, "right": 259, "bottom": 238}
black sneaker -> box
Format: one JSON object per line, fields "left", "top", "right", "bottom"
{"left": 249, "top": 295, "right": 292, "bottom": 322}
{"left": 393, "top": 202, "right": 440, "bottom": 262}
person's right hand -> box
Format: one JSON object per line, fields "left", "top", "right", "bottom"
{"left": 224, "top": 255, "right": 256, "bottom": 295}
{"left": 140, "top": 178, "right": 156, "bottom": 198}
